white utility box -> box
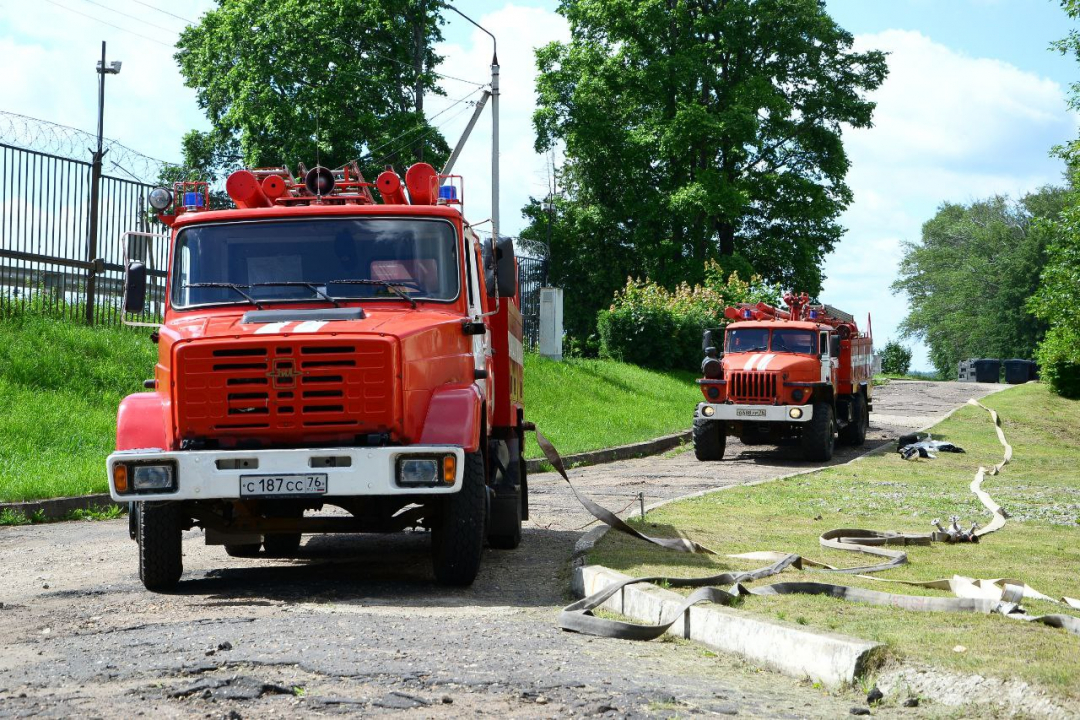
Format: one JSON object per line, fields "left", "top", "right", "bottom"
{"left": 539, "top": 287, "right": 564, "bottom": 361}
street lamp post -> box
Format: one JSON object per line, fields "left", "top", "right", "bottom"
{"left": 84, "top": 40, "right": 121, "bottom": 325}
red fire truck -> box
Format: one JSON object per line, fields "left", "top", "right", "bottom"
{"left": 108, "top": 162, "right": 526, "bottom": 590}
{"left": 694, "top": 292, "right": 873, "bottom": 462}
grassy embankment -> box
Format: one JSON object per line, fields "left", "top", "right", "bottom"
{"left": 591, "top": 382, "right": 1080, "bottom": 698}
{"left": 0, "top": 310, "right": 700, "bottom": 503}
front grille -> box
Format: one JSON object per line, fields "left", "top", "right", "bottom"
{"left": 175, "top": 338, "right": 397, "bottom": 441}
{"left": 728, "top": 371, "right": 778, "bottom": 404}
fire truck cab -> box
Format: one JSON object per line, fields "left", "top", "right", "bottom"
{"left": 693, "top": 292, "right": 873, "bottom": 462}
{"left": 107, "top": 162, "right": 526, "bottom": 591}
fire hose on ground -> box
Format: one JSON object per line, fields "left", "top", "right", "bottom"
{"left": 525, "top": 399, "right": 1080, "bottom": 641}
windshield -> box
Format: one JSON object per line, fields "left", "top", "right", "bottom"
{"left": 171, "top": 218, "right": 460, "bottom": 309}
{"left": 726, "top": 328, "right": 817, "bottom": 354}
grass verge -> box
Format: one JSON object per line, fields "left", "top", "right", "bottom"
{"left": 523, "top": 354, "right": 698, "bottom": 459}
{"left": 589, "top": 383, "right": 1080, "bottom": 697}
{"left": 0, "top": 309, "right": 156, "bottom": 502}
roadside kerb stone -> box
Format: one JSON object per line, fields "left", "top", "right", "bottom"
{"left": 579, "top": 564, "right": 882, "bottom": 688}
{"left": 0, "top": 493, "right": 122, "bottom": 521}
{"left": 525, "top": 430, "right": 690, "bottom": 474}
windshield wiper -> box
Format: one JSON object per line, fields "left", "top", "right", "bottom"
{"left": 328, "top": 279, "right": 418, "bottom": 309}
{"left": 185, "top": 282, "right": 264, "bottom": 309}
{"left": 248, "top": 281, "right": 341, "bottom": 307}
{"left": 745, "top": 345, "right": 769, "bottom": 352}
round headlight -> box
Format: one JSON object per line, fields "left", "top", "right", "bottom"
{"left": 702, "top": 406, "right": 716, "bottom": 417}
{"left": 148, "top": 186, "right": 173, "bottom": 211}
{"left": 789, "top": 407, "right": 804, "bottom": 419}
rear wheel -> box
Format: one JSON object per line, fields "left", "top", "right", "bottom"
{"left": 693, "top": 418, "right": 726, "bottom": 461}
{"left": 263, "top": 533, "right": 302, "bottom": 557}
{"left": 224, "top": 543, "right": 261, "bottom": 558}
{"left": 137, "top": 502, "right": 183, "bottom": 591}
{"left": 839, "top": 394, "right": 868, "bottom": 446}
{"left": 432, "top": 451, "right": 486, "bottom": 585}
{"left": 801, "top": 402, "right": 835, "bottom": 461}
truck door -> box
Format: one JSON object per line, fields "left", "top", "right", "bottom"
{"left": 819, "top": 331, "right": 831, "bottom": 384}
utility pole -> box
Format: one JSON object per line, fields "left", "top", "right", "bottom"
{"left": 440, "top": 3, "right": 498, "bottom": 246}
{"left": 85, "top": 41, "right": 121, "bottom": 325}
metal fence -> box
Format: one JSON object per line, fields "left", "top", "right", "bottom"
{"left": 0, "top": 142, "right": 169, "bottom": 325}
{"left": 518, "top": 255, "right": 548, "bottom": 349}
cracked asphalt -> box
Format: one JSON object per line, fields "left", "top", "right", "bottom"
{"left": 0, "top": 380, "right": 1003, "bottom": 718}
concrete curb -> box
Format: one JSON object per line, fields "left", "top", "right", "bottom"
{"left": 0, "top": 494, "right": 123, "bottom": 521}
{"left": 525, "top": 430, "right": 690, "bottom": 474}
{"left": 575, "top": 565, "right": 882, "bottom": 689}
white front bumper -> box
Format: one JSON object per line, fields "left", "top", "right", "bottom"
{"left": 695, "top": 403, "right": 813, "bottom": 423}
{"left": 106, "top": 445, "right": 465, "bottom": 502}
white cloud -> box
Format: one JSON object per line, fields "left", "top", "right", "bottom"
{"left": 823, "top": 30, "right": 1075, "bottom": 370}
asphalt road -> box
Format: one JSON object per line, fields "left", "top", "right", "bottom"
{"left": 0, "top": 380, "right": 1003, "bottom": 719}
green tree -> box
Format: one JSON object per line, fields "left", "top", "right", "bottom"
{"left": 879, "top": 340, "right": 912, "bottom": 376}
{"left": 174, "top": 0, "right": 449, "bottom": 180}
{"left": 525, "top": 0, "right": 887, "bottom": 341}
{"left": 891, "top": 188, "right": 1068, "bottom": 378}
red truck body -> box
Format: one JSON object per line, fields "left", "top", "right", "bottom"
{"left": 694, "top": 292, "right": 873, "bottom": 461}
{"left": 108, "top": 163, "right": 526, "bottom": 590}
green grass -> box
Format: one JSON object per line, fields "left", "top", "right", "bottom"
{"left": 590, "top": 383, "right": 1080, "bottom": 697}
{"left": 523, "top": 354, "right": 698, "bottom": 459}
{"left": 0, "top": 309, "right": 700, "bottom": 500}
{"left": 0, "top": 309, "right": 156, "bottom": 502}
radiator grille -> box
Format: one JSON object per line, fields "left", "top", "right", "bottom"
{"left": 728, "top": 372, "right": 778, "bottom": 404}
{"left": 175, "top": 338, "right": 396, "bottom": 441}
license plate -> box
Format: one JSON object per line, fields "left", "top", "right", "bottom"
{"left": 736, "top": 408, "right": 767, "bottom": 417}
{"left": 239, "top": 474, "right": 328, "bottom": 497}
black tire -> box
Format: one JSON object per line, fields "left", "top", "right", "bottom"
{"left": 262, "top": 533, "right": 302, "bottom": 557}
{"left": 487, "top": 486, "right": 522, "bottom": 550}
{"left": 432, "top": 451, "right": 486, "bottom": 585}
{"left": 224, "top": 543, "right": 261, "bottom": 558}
{"left": 137, "top": 502, "right": 183, "bottom": 591}
{"left": 839, "top": 394, "right": 868, "bottom": 446}
{"left": 693, "top": 418, "right": 726, "bottom": 461}
{"left": 801, "top": 402, "right": 835, "bottom": 461}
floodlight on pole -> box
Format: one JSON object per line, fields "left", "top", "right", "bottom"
{"left": 85, "top": 41, "right": 122, "bottom": 325}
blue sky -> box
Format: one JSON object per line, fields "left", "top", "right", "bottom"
{"left": 2, "top": 0, "right": 1077, "bottom": 370}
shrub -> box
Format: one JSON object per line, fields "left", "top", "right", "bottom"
{"left": 1034, "top": 325, "right": 1080, "bottom": 399}
{"left": 880, "top": 340, "right": 913, "bottom": 375}
{"left": 597, "top": 262, "right": 779, "bottom": 371}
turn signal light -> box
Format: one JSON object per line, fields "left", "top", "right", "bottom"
{"left": 113, "top": 464, "right": 129, "bottom": 494}
{"left": 443, "top": 455, "right": 456, "bottom": 484}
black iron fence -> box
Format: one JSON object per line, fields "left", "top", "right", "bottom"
{"left": 0, "top": 142, "right": 169, "bottom": 325}
{"left": 518, "top": 255, "right": 548, "bottom": 349}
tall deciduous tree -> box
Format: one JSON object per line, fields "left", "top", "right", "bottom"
{"left": 891, "top": 188, "right": 1068, "bottom": 378}
{"left": 526, "top": 0, "right": 887, "bottom": 340}
{"left": 175, "top": 0, "right": 449, "bottom": 179}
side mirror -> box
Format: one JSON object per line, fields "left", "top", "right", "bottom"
{"left": 702, "top": 328, "right": 723, "bottom": 358}
{"left": 124, "top": 261, "right": 147, "bottom": 314}
{"left": 482, "top": 236, "right": 518, "bottom": 299}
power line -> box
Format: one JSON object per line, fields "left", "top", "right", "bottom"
{"left": 370, "top": 97, "right": 481, "bottom": 170}
{"left": 79, "top": 0, "right": 180, "bottom": 35}
{"left": 127, "top": 0, "right": 194, "bottom": 25}
{"left": 42, "top": 0, "right": 175, "bottom": 48}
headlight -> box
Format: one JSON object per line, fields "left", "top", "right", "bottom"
{"left": 132, "top": 464, "right": 175, "bottom": 491}
{"left": 397, "top": 458, "right": 446, "bottom": 487}
{"left": 789, "top": 408, "right": 804, "bottom": 419}
{"left": 702, "top": 406, "right": 716, "bottom": 417}
{"left": 148, "top": 186, "right": 173, "bottom": 211}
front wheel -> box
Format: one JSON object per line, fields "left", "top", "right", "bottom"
{"left": 431, "top": 451, "right": 486, "bottom": 585}
{"left": 801, "top": 402, "right": 835, "bottom": 461}
{"left": 137, "top": 502, "right": 183, "bottom": 591}
{"left": 693, "top": 418, "right": 726, "bottom": 461}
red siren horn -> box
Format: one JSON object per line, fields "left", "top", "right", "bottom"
{"left": 261, "top": 174, "right": 287, "bottom": 200}
{"left": 226, "top": 170, "right": 272, "bottom": 209}
{"left": 404, "top": 162, "right": 437, "bottom": 205}
{"left": 376, "top": 169, "right": 408, "bottom": 205}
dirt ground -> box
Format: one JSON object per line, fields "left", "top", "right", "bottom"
{"left": 0, "top": 380, "right": 1004, "bottom": 719}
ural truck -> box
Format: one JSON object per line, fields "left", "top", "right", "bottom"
{"left": 108, "top": 161, "right": 527, "bottom": 590}
{"left": 693, "top": 292, "right": 873, "bottom": 462}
